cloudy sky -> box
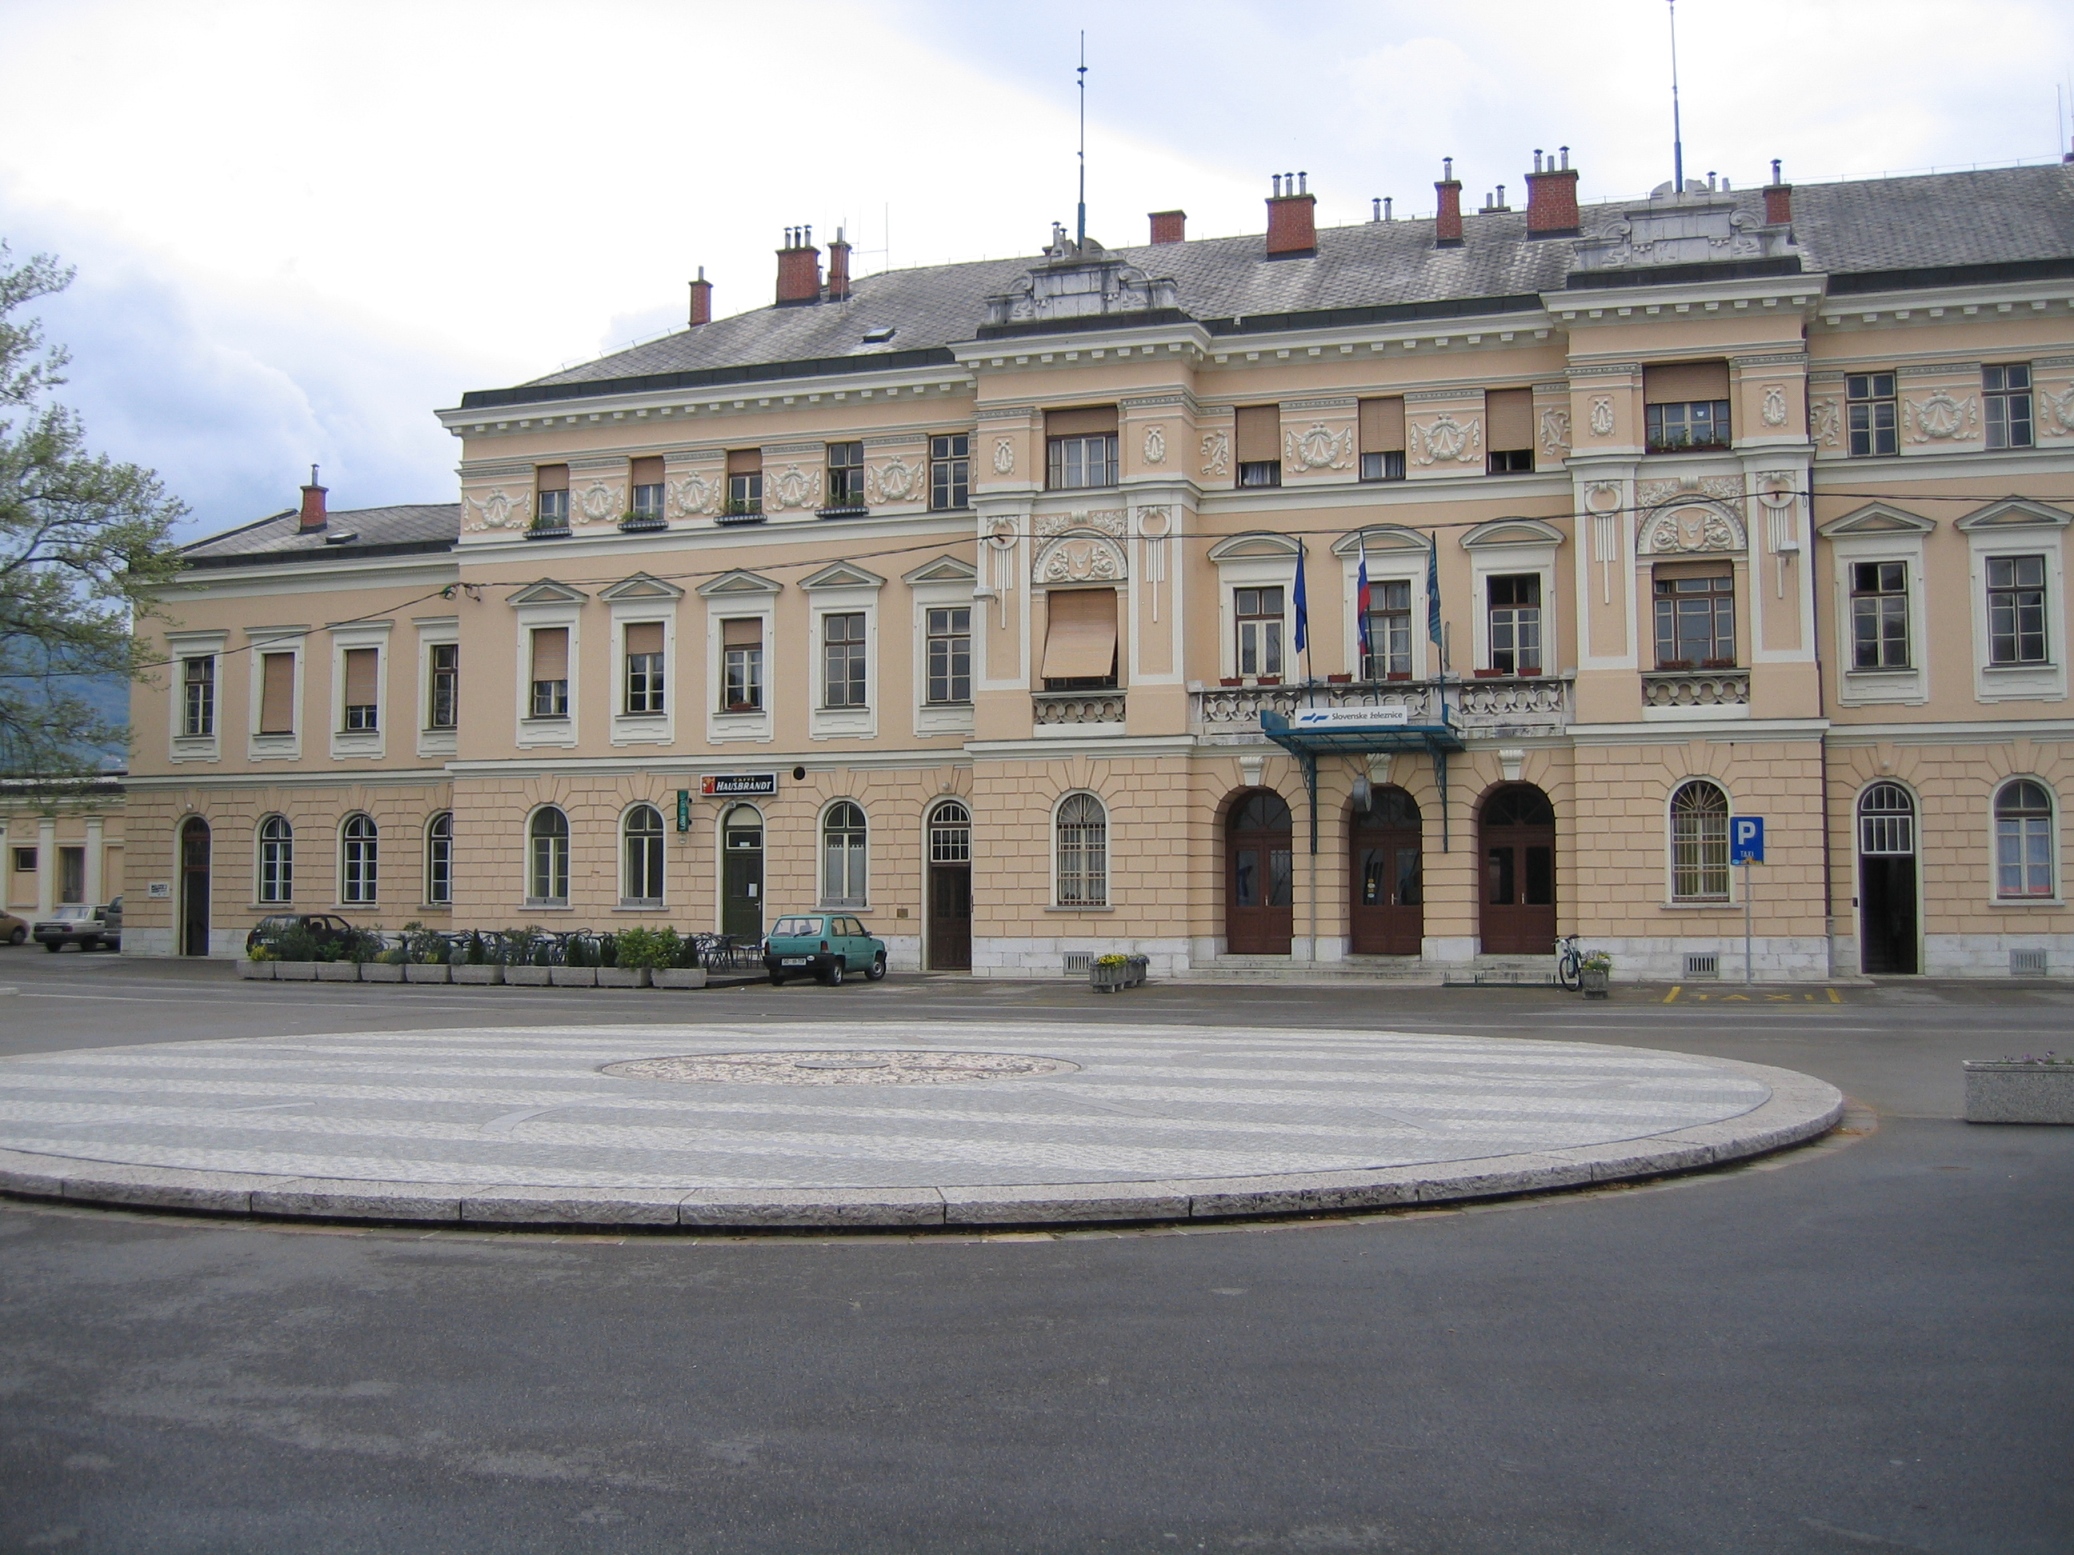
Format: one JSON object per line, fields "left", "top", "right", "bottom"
{"left": 2, "top": 0, "right": 2070, "bottom": 542}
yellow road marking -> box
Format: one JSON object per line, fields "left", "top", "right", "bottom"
{"left": 1828, "top": 987, "right": 1842, "bottom": 1003}
{"left": 1663, "top": 985, "right": 1682, "bottom": 1003}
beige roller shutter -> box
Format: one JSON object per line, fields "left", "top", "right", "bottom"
{"left": 630, "top": 456, "right": 664, "bottom": 486}
{"left": 342, "top": 648, "right": 378, "bottom": 705}
{"left": 535, "top": 463, "right": 569, "bottom": 493}
{"left": 1486, "top": 388, "right": 1535, "bottom": 451}
{"left": 726, "top": 448, "right": 762, "bottom": 475}
{"left": 1644, "top": 361, "right": 1731, "bottom": 403}
{"left": 530, "top": 627, "right": 569, "bottom": 681}
{"left": 624, "top": 622, "right": 664, "bottom": 656}
{"left": 258, "top": 652, "right": 295, "bottom": 734}
{"left": 1358, "top": 396, "right": 1406, "bottom": 452}
{"left": 1234, "top": 405, "right": 1281, "bottom": 464}
{"left": 720, "top": 617, "right": 762, "bottom": 647}
{"left": 1045, "top": 406, "right": 1119, "bottom": 437}
{"left": 1040, "top": 588, "right": 1118, "bottom": 679}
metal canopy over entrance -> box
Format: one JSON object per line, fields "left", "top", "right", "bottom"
{"left": 1260, "top": 708, "right": 1466, "bottom": 855}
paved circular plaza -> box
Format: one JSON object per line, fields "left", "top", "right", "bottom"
{"left": 0, "top": 1022, "right": 1842, "bottom": 1229}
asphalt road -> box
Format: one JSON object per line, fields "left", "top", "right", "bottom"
{"left": 2, "top": 951, "right": 2069, "bottom": 1553}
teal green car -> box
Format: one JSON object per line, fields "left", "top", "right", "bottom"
{"left": 763, "top": 914, "right": 887, "bottom": 986}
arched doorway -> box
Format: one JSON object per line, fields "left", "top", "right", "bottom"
{"left": 1857, "top": 782, "right": 1918, "bottom": 974}
{"left": 720, "top": 804, "right": 763, "bottom": 940}
{"left": 1350, "top": 787, "right": 1422, "bottom": 955}
{"left": 1226, "top": 790, "right": 1293, "bottom": 955}
{"left": 1479, "top": 784, "right": 1555, "bottom": 955}
{"left": 179, "top": 816, "right": 211, "bottom": 956}
{"left": 926, "top": 801, "right": 972, "bottom": 971}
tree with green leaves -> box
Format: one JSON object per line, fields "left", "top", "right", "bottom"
{"left": 0, "top": 243, "right": 187, "bottom": 778}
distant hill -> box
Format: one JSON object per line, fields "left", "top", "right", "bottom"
{"left": 2, "top": 669, "right": 130, "bottom": 772}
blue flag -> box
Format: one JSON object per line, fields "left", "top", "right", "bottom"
{"left": 1425, "top": 531, "right": 1443, "bottom": 649}
{"left": 1293, "top": 540, "right": 1310, "bottom": 656}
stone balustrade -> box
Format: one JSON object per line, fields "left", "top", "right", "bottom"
{"left": 1190, "top": 677, "right": 1573, "bottom": 741}
{"left": 1033, "top": 690, "right": 1127, "bottom": 727}
{"left": 1641, "top": 669, "right": 1750, "bottom": 709}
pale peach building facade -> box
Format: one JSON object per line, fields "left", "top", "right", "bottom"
{"left": 122, "top": 158, "right": 2074, "bottom": 980}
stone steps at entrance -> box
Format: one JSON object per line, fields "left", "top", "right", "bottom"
{"left": 1442, "top": 954, "right": 1561, "bottom": 988}
{"left": 1180, "top": 955, "right": 1442, "bottom": 985}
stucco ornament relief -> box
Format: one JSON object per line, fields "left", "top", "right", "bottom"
{"left": 1142, "top": 424, "right": 1167, "bottom": 465}
{"left": 1588, "top": 396, "right": 1615, "bottom": 437}
{"left": 1199, "top": 430, "right": 1230, "bottom": 479}
{"left": 1638, "top": 474, "right": 1744, "bottom": 514}
{"left": 987, "top": 516, "right": 1019, "bottom": 549}
{"left": 1761, "top": 384, "right": 1789, "bottom": 428}
{"left": 577, "top": 481, "right": 622, "bottom": 524}
{"left": 1904, "top": 389, "right": 1978, "bottom": 443}
{"left": 992, "top": 437, "right": 1016, "bottom": 475}
{"left": 464, "top": 488, "right": 529, "bottom": 531}
{"left": 1285, "top": 423, "right": 1355, "bottom": 472}
{"left": 1037, "top": 508, "right": 1126, "bottom": 539}
{"left": 1409, "top": 414, "right": 1482, "bottom": 466}
{"left": 1137, "top": 507, "right": 1171, "bottom": 621}
{"left": 1756, "top": 474, "right": 1802, "bottom": 596}
{"left": 1639, "top": 501, "right": 1745, "bottom": 556}
{"left": 669, "top": 471, "right": 719, "bottom": 518}
{"left": 2039, "top": 383, "right": 2074, "bottom": 438}
{"left": 1584, "top": 481, "right": 1624, "bottom": 604}
{"left": 865, "top": 455, "right": 924, "bottom": 505}
{"left": 766, "top": 465, "right": 821, "bottom": 511}
{"left": 1034, "top": 532, "right": 1126, "bottom": 584}
{"left": 1539, "top": 406, "right": 1572, "bottom": 459}
{"left": 1808, "top": 396, "right": 1842, "bottom": 449}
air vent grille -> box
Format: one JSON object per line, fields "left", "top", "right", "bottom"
{"left": 1062, "top": 952, "right": 1093, "bottom": 975}
{"left": 2011, "top": 948, "right": 2048, "bottom": 977}
{"left": 1684, "top": 953, "right": 1719, "bottom": 978}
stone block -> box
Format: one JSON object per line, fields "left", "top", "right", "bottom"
{"left": 677, "top": 1186, "right": 947, "bottom": 1228}
{"left": 461, "top": 1187, "right": 685, "bottom": 1226}
{"left": 942, "top": 1182, "right": 1190, "bottom": 1224}
{"left": 1964, "top": 1062, "right": 2074, "bottom": 1124}
{"left": 248, "top": 1178, "right": 469, "bottom": 1221}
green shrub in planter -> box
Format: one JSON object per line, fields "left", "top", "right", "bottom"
{"left": 614, "top": 928, "right": 678, "bottom": 971}
{"left": 400, "top": 920, "right": 449, "bottom": 965}
{"left": 598, "top": 932, "right": 620, "bottom": 969}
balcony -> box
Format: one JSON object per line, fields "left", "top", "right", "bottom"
{"left": 1642, "top": 668, "right": 1749, "bottom": 718}
{"left": 1450, "top": 674, "right": 1574, "bottom": 737}
{"left": 1192, "top": 677, "right": 1572, "bottom": 742}
{"left": 1034, "top": 689, "right": 1126, "bottom": 731}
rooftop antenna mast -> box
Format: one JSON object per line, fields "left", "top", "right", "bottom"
{"left": 1668, "top": 0, "right": 1685, "bottom": 195}
{"left": 1076, "top": 32, "right": 1088, "bottom": 249}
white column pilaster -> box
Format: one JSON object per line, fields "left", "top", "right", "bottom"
{"left": 36, "top": 817, "right": 57, "bottom": 918}
{"left": 85, "top": 816, "right": 105, "bottom": 903}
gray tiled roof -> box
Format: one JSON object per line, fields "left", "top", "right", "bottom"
{"left": 183, "top": 503, "right": 460, "bottom": 566}
{"left": 509, "top": 164, "right": 2074, "bottom": 396}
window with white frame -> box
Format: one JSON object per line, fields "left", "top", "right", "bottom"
{"left": 1653, "top": 567, "right": 1735, "bottom": 669}
{"left": 721, "top": 618, "right": 764, "bottom": 711}
{"left": 822, "top": 613, "right": 867, "bottom": 707}
{"left": 930, "top": 434, "right": 969, "bottom": 510}
{"left": 258, "top": 652, "right": 297, "bottom": 735}
{"left": 926, "top": 607, "right": 971, "bottom": 703}
{"left": 1984, "top": 364, "right": 2033, "bottom": 450}
{"left": 427, "top": 644, "right": 459, "bottom": 729}
{"left": 528, "top": 807, "right": 569, "bottom": 906}
{"left": 1487, "top": 575, "right": 1542, "bottom": 674}
{"left": 1851, "top": 562, "right": 1911, "bottom": 669}
{"left": 628, "top": 457, "right": 665, "bottom": 523}
{"left": 821, "top": 801, "right": 867, "bottom": 907}
{"left": 1847, "top": 373, "right": 1897, "bottom": 457}
{"left": 182, "top": 655, "right": 216, "bottom": 737}
{"left": 340, "top": 814, "right": 378, "bottom": 904}
{"left": 623, "top": 623, "right": 666, "bottom": 714}
{"left": 1234, "top": 587, "right": 1284, "bottom": 678}
{"left": 341, "top": 647, "right": 380, "bottom": 730}
{"left": 258, "top": 815, "right": 293, "bottom": 904}
{"left": 622, "top": 804, "right": 664, "bottom": 905}
{"left": 1362, "top": 579, "right": 1413, "bottom": 680}
{"left": 425, "top": 813, "right": 452, "bottom": 905}
{"left": 824, "top": 442, "right": 865, "bottom": 510}
{"left": 1987, "top": 555, "right": 2049, "bottom": 665}
{"left": 1994, "top": 779, "right": 2055, "bottom": 899}
{"left": 1055, "top": 792, "right": 1108, "bottom": 906}
{"left": 529, "top": 628, "right": 570, "bottom": 718}
{"left": 1669, "top": 780, "right": 1730, "bottom": 901}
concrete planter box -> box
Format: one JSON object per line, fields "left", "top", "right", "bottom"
{"left": 650, "top": 968, "right": 709, "bottom": 990}
{"left": 1090, "top": 956, "right": 1149, "bottom": 993}
{"left": 595, "top": 966, "right": 650, "bottom": 988}
{"left": 237, "top": 959, "right": 275, "bottom": 980}
{"left": 1964, "top": 1061, "right": 2074, "bottom": 1124}
{"left": 549, "top": 967, "right": 597, "bottom": 988}
{"left": 503, "top": 965, "right": 551, "bottom": 986}
{"left": 1580, "top": 967, "right": 1610, "bottom": 999}
{"left": 360, "top": 963, "right": 405, "bottom": 983}
{"left": 450, "top": 964, "right": 503, "bottom": 986}
{"left": 275, "top": 961, "right": 317, "bottom": 981}
{"left": 313, "top": 962, "right": 359, "bottom": 982}
{"left": 404, "top": 964, "right": 450, "bottom": 984}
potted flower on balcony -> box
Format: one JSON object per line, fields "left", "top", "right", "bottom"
{"left": 1964, "top": 1051, "right": 2074, "bottom": 1124}
{"left": 1578, "top": 950, "right": 1612, "bottom": 998}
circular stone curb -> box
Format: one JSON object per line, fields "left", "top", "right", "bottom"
{"left": 0, "top": 1053, "right": 1842, "bottom": 1232}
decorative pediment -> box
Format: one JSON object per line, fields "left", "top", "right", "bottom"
{"left": 1955, "top": 498, "right": 2072, "bottom": 532}
{"left": 1817, "top": 503, "right": 1936, "bottom": 538}
{"left": 1331, "top": 525, "right": 1431, "bottom": 557}
{"left": 1033, "top": 532, "right": 1126, "bottom": 585}
{"left": 1207, "top": 532, "right": 1302, "bottom": 562}
{"left": 800, "top": 561, "right": 887, "bottom": 591}
{"left": 695, "top": 568, "right": 782, "bottom": 598}
{"left": 1461, "top": 517, "right": 1566, "bottom": 550}
{"left": 1637, "top": 501, "right": 1746, "bottom": 557}
{"left": 903, "top": 555, "right": 979, "bottom": 585}
{"left": 982, "top": 231, "right": 1182, "bottom": 329}
{"left": 598, "top": 573, "right": 686, "bottom": 602}
{"left": 507, "top": 579, "right": 588, "bottom": 606}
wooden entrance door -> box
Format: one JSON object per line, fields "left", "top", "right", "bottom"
{"left": 1858, "top": 782, "right": 1919, "bottom": 974}
{"left": 720, "top": 806, "right": 763, "bottom": 941}
{"left": 927, "top": 802, "right": 972, "bottom": 971}
{"left": 1479, "top": 784, "right": 1556, "bottom": 955}
{"left": 179, "top": 817, "right": 211, "bottom": 957}
{"left": 1226, "top": 790, "right": 1294, "bottom": 955}
{"left": 1350, "top": 787, "right": 1423, "bottom": 955}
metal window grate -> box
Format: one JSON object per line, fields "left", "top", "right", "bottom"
{"left": 1684, "top": 953, "right": 1719, "bottom": 978}
{"left": 1062, "top": 952, "right": 1093, "bottom": 975}
{"left": 2010, "top": 948, "right": 2048, "bottom": 977}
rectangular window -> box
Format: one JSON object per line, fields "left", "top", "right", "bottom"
{"left": 1234, "top": 586, "right": 1285, "bottom": 678}
{"left": 1653, "top": 569, "right": 1735, "bottom": 669}
{"left": 1039, "top": 588, "right": 1119, "bottom": 690}
{"left": 258, "top": 651, "right": 296, "bottom": 735}
{"left": 1850, "top": 562, "right": 1910, "bottom": 669}
{"left": 58, "top": 847, "right": 85, "bottom": 904}
{"left": 1364, "top": 579, "right": 1413, "bottom": 680}
{"left": 1987, "top": 554, "right": 2049, "bottom": 665}
{"left": 927, "top": 606, "right": 972, "bottom": 703}
{"left": 629, "top": 455, "right": 665, "bottom": 521}
{"left": 534, "top": 464, "right": 569, "bottom": 531}
{"left": 822, "top": 612, "right": 867, "bottom": 707}
{"left": 1359, "top": 396, "right": 1407, "bottom": 482}
{"left": 529, "top": 627, "right": 569, "bottom": 718}
{"left": 182, "top": 656, "right": 215, "bottom": 737}
{"left": 1985, "top": 364, "right": 2033, "bottom": 450}
{"left": 1234, "top": 404, "right": 1281, "bottom": 488}
{"left": 1644, "top": 361, "right": 1732, "bottom": 452}
{"left": 1045, "top": 406, "right": 1119, "bottom": 490}
{"left": 1485, "top": 388, "right": 1535, "bottom": 474}
{"left": 623, "top": 622, "right": 665, "bottom": 714}
{"left": 724, "top": 449, "right": 763, "bottom": 517}
{"left": 1487, "top": 575, "right": 1542, "bottom": 675}
{"left": 824, "top": 442, "right": 865, "bottom": 510}
{"left": 11, "top": 847, "right": 35, "bottom": 874}
{"left": 340, "top": 648, "right": 378, "bottom": 730}
{"left": 427, "top": 644, "right": 458, "bottom": 729}
{"left": 930, "top": 434, "right": 970, "bottom": 510}
{"left": 1847, "top": 373, "right": 1898, "bottom": 458}
{"left": 721, "top": 617, "right": 764, "bottom": 711}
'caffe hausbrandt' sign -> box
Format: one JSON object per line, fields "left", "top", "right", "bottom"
{"left": 700, "top": 772, "right": 778, "bottom": 798}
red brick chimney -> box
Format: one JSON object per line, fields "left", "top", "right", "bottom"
{"left": 1764, "top": 161, "right": 1792, "bottom": 227}
{"left": 824, "top": 228, "right": 852, "bottom": 302}
{"left": 687, "top": 266, "right": 712, "bottom": 327}
{"left": 1148, "top": 209, "right": 1186, "bottom": 245}
{"left": 1435, "top": 159, "right": 1464, "bottom": 248}
{"left": 1265, "top": 173, "right": 1316, "bottom": 257}
{"left": 1524, "top": 146, "right": 1580, "bottom": 238}
{"left": 775, "top": 227, "right": 822, "bottom": 306}
{"left": 298, "top": 466, "right": 327, "bottom": 533}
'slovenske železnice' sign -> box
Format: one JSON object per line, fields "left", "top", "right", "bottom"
{"left": 1285, "top": 705, "right": 1411, "bottom": 730}
{"left": 699, "top": 773, "right": 778, "bottom": 797}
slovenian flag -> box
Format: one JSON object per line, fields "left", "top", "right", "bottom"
{"left": 1355, "top": 536, "right": 1372, "bottom": 664}
{"left": 1293, "top": 539, "right": 1310, "bottom": 656}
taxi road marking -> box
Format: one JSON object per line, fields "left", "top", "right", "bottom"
{"left": 1663, "top": 986, "right": 1847, "bottom": 1005}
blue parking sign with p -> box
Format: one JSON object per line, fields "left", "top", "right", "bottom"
{"left": 1731, "top": 816, "right": 1765, "bottom": 864}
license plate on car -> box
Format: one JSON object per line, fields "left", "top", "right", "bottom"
{"left": 781, "top": 957, "right": 809, "bottom": 966}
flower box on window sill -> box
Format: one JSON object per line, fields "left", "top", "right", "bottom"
{"left": 1385, "top": 671, "right": 1413, "bottom": 682}
{"left": 722, "top": 703, "right": 762, "bottom": 715}
{"left": 714, "top": 510, "right": 765, "bottom": 526}
{"left": 1326, "top": 674, "right": 1353, "bottom": 684}
{"left": 619, "top": 513, "right": 668, "bottom": 533}
{"left": 1219, "top": 677, "right": 1242, "bottom": 687}
{"left": 525, "top": 523, "right": 571, "bottom": 541}
{"left": 1700, "top": 658, "right": 1738, "bottom": 670}
{"left": 1474, "top": 668, "right": 1506, "bottom": 678}
{"left": 1255, "top": 676, "right": 1282, "bottom": 686}
{"left": 1656, "top": 659, "right": 1696, "bottom": 672}
{"left": 815, "top": 504, "right": 870, "bottom": 520}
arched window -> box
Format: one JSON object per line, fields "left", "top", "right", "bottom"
{"left": 1995, "top": 780, "right": 2055, "bottom": 899}
{"left": 340, "top": 814, "right": 378, "bottom": 904}
{"left": 425, "top": 813, "right": 452, "bottom": 906}
{"left": 257, "top": 815, "right": 293, "bottom": 904}
{"left": 822, "top": 801, "right": 867, "bottom": 907}
{"left": 929, "top": 801, "right": 971, "bottom": 863}
{"left": 1056, "top": 793, "right": 1108, "bottom": 906}
{"left": 1670, "top": 781, "right": 1731, "bottom": 901}
{"left": 1859, "top": 782, "right": 1916, "bottom": 856}
{"left": 623, "top": 804, "right": 664, "bottom": 905}
{"left": 528, "top": 807, "right": 569, "bottom": 905}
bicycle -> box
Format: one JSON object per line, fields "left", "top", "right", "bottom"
{"left": 1554, "top": 934, "right": 1583, "bottom": 991}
